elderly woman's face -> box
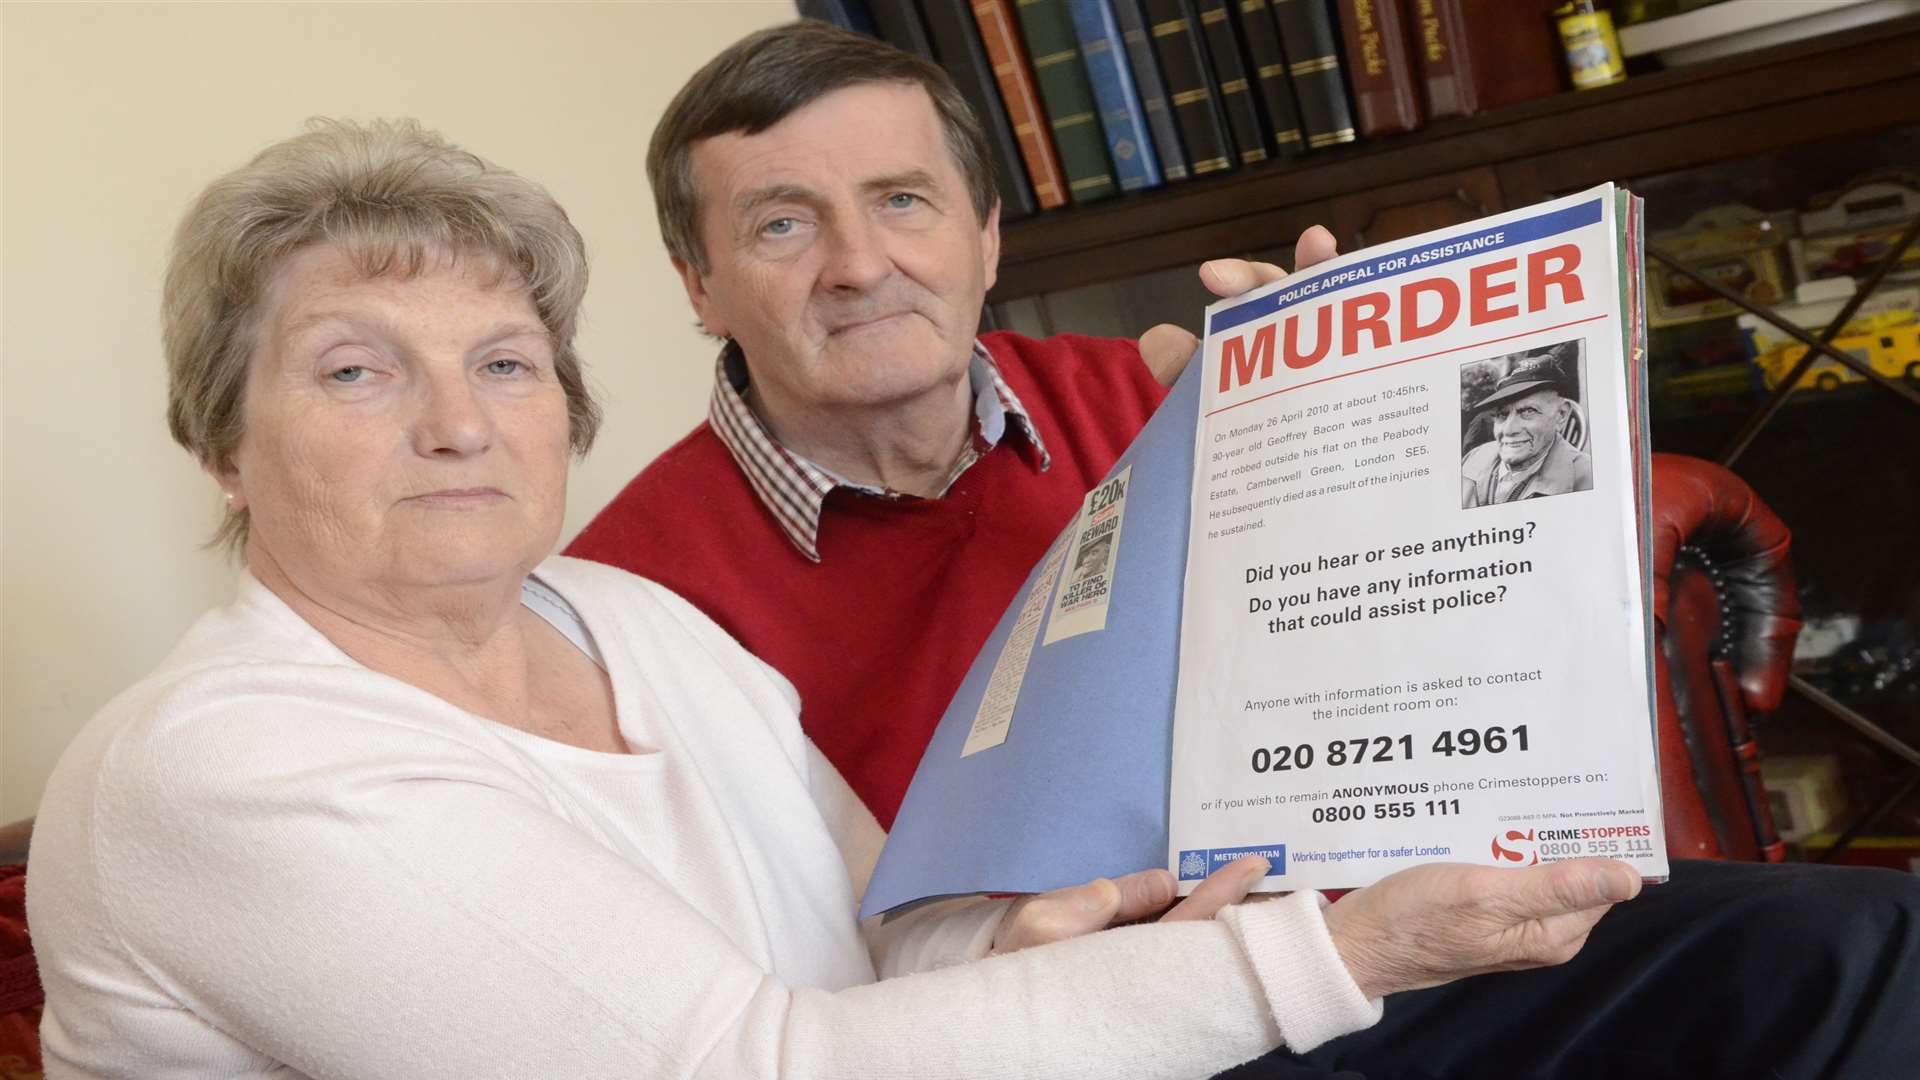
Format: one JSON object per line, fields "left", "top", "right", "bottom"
{"left": 224, "top": 244, "right": 570, "bottom": 593}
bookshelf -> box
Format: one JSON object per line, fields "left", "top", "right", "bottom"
{"left": 988, "top": 13, "right": 1920, "bottom": 303}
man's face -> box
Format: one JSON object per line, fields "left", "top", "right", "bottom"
{"left": 1490, "top": 388, "right": 1569, "bottom": 468}
{"left": 674, "top": 82, "right": 1000, "bottom": 418}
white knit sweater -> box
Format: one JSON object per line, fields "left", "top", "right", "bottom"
{"left": 29, "top": 556, "right": 1378, "bottom": 1079}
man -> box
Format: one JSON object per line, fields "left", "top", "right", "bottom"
{"left": 1461, "top": 359, "right": 1594, "bottom": 508}
{"left": 1071, "top": 531, "right": 1114, "bottom": 585}
{"left": 567, "top": 20, "right": 1318, "bottom": 831}
{"left": 571, "top": 20, "right": 1920, "bottom": 1077}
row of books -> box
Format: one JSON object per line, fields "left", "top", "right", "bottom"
{"left": 800, "top": 0, "right": 1570, "bottom": 219}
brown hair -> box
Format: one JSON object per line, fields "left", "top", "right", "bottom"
{"left": 648, "top": 19, "right": 997, "bottom": 273}
{"left": 162, "top": 117, "right": 600, "bottom": 553}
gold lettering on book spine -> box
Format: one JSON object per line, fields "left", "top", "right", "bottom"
{"left": 1354, "top": 0, "right": 1385, "bottom": 77}
{"left": 1415, "top": 0, "right": 1445, "bottom": 62}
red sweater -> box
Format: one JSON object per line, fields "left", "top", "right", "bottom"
{"left": 567, "top": 332, "right": 1165, "bottom": 827}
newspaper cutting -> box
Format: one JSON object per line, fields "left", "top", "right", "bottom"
{"left": 963, "top": 539, "right": 1073, "bottom": 758}
{"left": 1044, "top": 466, "right": 1133, "bottom": 644}
{"left": 1168, "top": 185, "right": 1668, "bottom": 891}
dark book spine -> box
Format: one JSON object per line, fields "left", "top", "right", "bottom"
{"left": 869, "top": 0, "right": 936, "bottom": 58}
{"left": 972, "top": 0, "right": 1070, "bottom": 208}
{"left": 1066, "top": 0, "right": 1165, "bottom": 191}
{"left": 1407, "top": 0, "right": 1464, "bottom": 117}
{"left": 1270, "top": 0, "right": 1357, "bottom": 148}
{"left": 1193, "top": 0, "right": 1270, "bottom": 166}
{"left": 920, "top": 0, "right": 1041, "bottom": 217}
{"left": 1108, "top": 0, "right": 1191, "bottom": 181}
{"left": 1015, "top": 0, "right": 1120, "bottom": 203}
{"left": 796, "top": 0, "right": 878, "bottom": 34}
{"left": 1334, "top": 0, "right": 1423, "bottom": 135}
{"left": 1140, "top": 0, "right": 1236, "bottom": 177}
{"left": 1236, "top": 0, "right": 1307, "bottom": 157}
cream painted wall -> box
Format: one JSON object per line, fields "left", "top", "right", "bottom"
{"left": 0, "top": 1, "right": 796, "bottom": 821}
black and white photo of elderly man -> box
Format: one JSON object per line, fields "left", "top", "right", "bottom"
{"left": 1460, "top": 346, "right": 1595, "bottom": 509}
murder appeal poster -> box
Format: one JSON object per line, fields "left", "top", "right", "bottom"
{"left": 1169, "top": 185, "right": 1667, "bottom": 892}
{"left": 862, "top": 185, "right": 1664, "bottom": 917}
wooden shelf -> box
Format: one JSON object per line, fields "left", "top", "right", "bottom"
{"left": 991, "top": 14, "right": 1920, "bottom": 302}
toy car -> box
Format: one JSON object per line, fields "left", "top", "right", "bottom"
{"left": 1753, "top": 312, "right": 1920, "bottom": 391}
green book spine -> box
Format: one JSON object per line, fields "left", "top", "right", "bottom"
{"left": 1016, "top": 0, "right": 1120, "bottom": 203}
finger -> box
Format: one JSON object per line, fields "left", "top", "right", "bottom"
{"left": 1293, "top": 224, "right": 1339, "bottom": 270}
{"left": 1242, "top": 261, "right": 1289, "bottom": 287}
{"left": 992, "top": 877, "right": 1122, "bottom": 953}
{"left": 1511, "top": 859, "right": 1641, "bottom": 919}
{"left": 1161, "top": 854, "right": 1271, "bottom": 922}
{"left": 1510, "top": 906, "right": 1613, "bottom": 970}
{"left": 1198, "top": 259, "right": 1287, "bottom": 298}
{"left": 1109, "top": 867, "right": 1179, "bottom": 923}
{"left": 1543, "top": 903, "right": 1613, "bottom": 946}
{"left": 1138, "top": 324, "right": 1200, "bottom": 387}
{"left": 1195, "top": 226, "right": 1339, "bottom": 299}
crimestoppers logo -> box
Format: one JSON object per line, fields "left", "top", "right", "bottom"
{"left": 1491, "top": 829, "right": 1539, "bottom": 866}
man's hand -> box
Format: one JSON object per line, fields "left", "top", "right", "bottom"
{"left": 992, "top": 854, "right": 1271, "bottom": 954}
{"left": 1139, "top": 225, "right": 1342, "bottom": 385}
{"left": 1320, "top": 858, "right": 1642, "bottom": 999}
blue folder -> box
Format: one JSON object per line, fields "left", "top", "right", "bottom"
{"left": 861, "top": 357, "right": 1201, "bottom": 917}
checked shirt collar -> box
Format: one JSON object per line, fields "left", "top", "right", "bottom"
{"left": 707, "top": 339, "right": 1051, "bottom": 563}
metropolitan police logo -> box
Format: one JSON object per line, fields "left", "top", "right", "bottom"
{"left": 1178, "top": 849, "right": 1209, "bottom": 881}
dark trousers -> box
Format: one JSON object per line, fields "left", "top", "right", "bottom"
{"left": 1214, "top": 859, "right": 1920, "bottom": 1080}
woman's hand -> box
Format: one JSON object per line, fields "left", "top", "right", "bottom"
{"left": 1320, "top": 858, "right": 1642, "bottom": 999}
{"left": 1139, "top": 225, "right": 1342, "bottom": 385}
{"left": 992, "top": 854, "right": 1273, "bottom": 954}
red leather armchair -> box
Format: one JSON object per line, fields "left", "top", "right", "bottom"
{"left": 1650, "top": 453, "right": 1801, "bottom": 863}
{"left": 0, "top": 861, "right": 35, "bottom": 1079}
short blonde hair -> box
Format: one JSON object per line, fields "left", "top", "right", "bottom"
{"left": 162, "top": 118, "right": 600, "bottom": 553}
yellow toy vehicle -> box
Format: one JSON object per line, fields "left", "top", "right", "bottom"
{"left": 1754, "top": 312, "right": 1920, "bottom": 392}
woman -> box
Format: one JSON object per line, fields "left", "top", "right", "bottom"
{"left": 27, "top": 120, "right": 1628, "bottom": 1079}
